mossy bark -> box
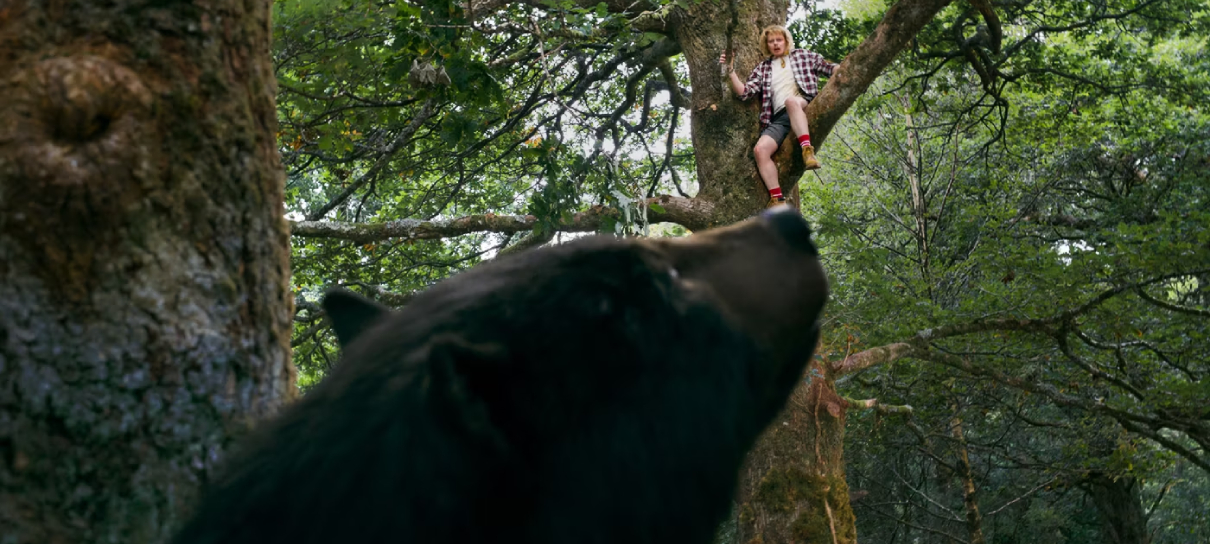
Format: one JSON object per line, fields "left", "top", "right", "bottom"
{"left": 735, "top": 361, "right": 857, "bottom": 544}
{"left": 0, "top": 0, "right": 294, "bottom": 542}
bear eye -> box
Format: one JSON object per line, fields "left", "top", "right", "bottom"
{"left": 668, "top": 267, "right": 680, "bottom": 280}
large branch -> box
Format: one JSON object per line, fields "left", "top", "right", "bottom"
{"left": 807, "top": 0, "right": 955, "bottom": 149}
{"left": 1135, "top": 287, "right": 1210, "bottom": 318}
{"left": 290, "top": 195, "right": 712, "bottom": 244}
{"left": 832, "top": 342, "right": 914, "bottom": 375}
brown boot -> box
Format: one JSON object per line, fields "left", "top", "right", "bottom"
{"left": 802, "top": 145, "right": 821, "bottom": 170}
{"left": 767, "top": 196, "right": 788, "bottom": 209}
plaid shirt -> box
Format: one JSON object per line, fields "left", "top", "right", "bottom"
{"left": 738, "top": 49, "right": 838, "bottom": 128}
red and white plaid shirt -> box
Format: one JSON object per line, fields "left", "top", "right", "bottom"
{"left": 738, "top": 49, "right": 838, "bottom": 128}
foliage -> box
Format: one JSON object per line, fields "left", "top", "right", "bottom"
{"left": 807, "top": 3, "right": 1210, "bottom": 537}
{"left": 275, "top": 0, "right": 696, "bottom": 382}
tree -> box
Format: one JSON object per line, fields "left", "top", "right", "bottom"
{"left": 0, "top": 0, "right": 293, "bottom": 541}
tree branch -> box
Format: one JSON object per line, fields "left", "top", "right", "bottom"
{"left": 965, "top": 0, "right": 1001, "bottom": 54}
{"left": 844, "top": 397, "right": 915, "bottom": 415}
{"left": 915, "top": 316, "right": 1056, "bottom": 342}
{"left": 290, "top": 195, "right": 712, "bottom": 243}
{"left": 1135, "top": 287, "right": 1210, "bottom": 318}
{"left": 832, "top": 342, "right": 914, "bottom": 375}
{"left": 983, "top": 478, "right": 1057, "bottom": 517}
{"left": 497, "top": 228, "right": 556, "bottom": 257}
{"left": 807, "top": 0, "right": 956, "bottom": 149}
{"left": 305, "top": 97, "right": 437, "bottom": 221}
{"left": 910, "top": 346, "right": 1210, "bottom": 472}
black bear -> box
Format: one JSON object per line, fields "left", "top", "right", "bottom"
{"left": 172, "top": 206, "right": 828, "bottom": 544}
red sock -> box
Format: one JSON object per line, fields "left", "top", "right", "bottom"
{"left": 769, "top": 187, "right": 784, "bottom": 200}
{"left": 798, "top": 134, "right": 812, "bottom": 147}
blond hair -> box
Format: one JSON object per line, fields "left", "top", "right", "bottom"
{"left": 758, "top": 25, "right": 796, "bottom": 57}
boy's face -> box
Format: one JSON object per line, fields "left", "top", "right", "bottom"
{"left": 766, "top": 33, "right": 787, "bottom": 57}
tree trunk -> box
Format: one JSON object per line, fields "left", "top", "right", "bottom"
{"left": 0, "top": 0, "right": 294, "bottom": 541}
{"left": 950, "top": 417, "right": 986, "bottom": 544}
{"left": 671, "top": 0, "right": 793, "bottom": 225}
{"left": 735, "top": 361, "right": 857, "bottom": 544}
{"left": 1083, "top": 473, "right": 1152, "bottom": 544}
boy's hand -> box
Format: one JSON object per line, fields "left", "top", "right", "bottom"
{"left": 719, "top": 52, "right": 734, "bottom": 74}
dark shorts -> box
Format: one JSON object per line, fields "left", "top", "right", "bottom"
{"left": 760, "top": 108, "right": 793, "bottom": 145}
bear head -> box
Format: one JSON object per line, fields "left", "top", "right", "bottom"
{"left": 173, "top": 205, "right": 828, "bottom": 544}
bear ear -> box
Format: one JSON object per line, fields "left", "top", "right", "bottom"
{"left": 322, "top": 289, "right": 392, "bottom": 348}
{"left": 426, "top": 335, "right": 511, "bottom": 400}
{"left": 425, "top": 335, "right": 512, "bottom": 445}
{"left": 428, "top": 335, "right": 510, "bottom": 378}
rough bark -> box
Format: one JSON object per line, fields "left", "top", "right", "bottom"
{"left": 0, "top": 0, "right": 294, "bottom": 541}
{"left": 736, "top": 361, "right": 857, "bottom": 544}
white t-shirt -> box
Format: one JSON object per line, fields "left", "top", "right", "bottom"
{"left": 769, "top": 56, "right": 801, "bottom": 113}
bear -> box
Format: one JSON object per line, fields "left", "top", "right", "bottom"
{"left": 171, "top": 205, "right": 829, "bottom": 544}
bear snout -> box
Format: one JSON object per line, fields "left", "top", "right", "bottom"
{"left": 761, "top": 205, "right": 818, "bottom": 256}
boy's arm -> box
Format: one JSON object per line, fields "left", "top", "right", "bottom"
{"left": 737, "top": 64, "right": 763, "bottom": 100}
{"left": 809, "top": 50, "right": 840, "bottom": 77}
{"left": 721, "top": 52, "right": 762, "bottom": 100}
{"left": 727, "top": 69, "right": 747, "bottom": 96}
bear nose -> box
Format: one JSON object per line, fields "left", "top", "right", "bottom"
{"left": 761, "top": 205, "right": 818, "bottom": 255}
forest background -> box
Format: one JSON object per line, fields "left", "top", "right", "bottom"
{"left": 0, "top": 0, "right": 1206, "bottom": 541}
{"left": 281, "top": 0, "right": 1209, "bottom": 542}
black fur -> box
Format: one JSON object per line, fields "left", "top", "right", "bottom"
{"left": 173, "top": 207, "right": 828, "bottom": 544}
{"left": 321, "top": 290, "right": 390, "bottom": 347}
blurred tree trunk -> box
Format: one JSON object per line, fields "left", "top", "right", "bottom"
{"left": 951, "top": 416, "right": 986, "bottom": 544}
{"left": 1083, "top": 473, "right": 1152, "bottom": 544}
{"left": 0, "top": 0, "right": 294, "bottom": 541}
{"left": 735, "top": 361, "right": 857, "bottom": 544}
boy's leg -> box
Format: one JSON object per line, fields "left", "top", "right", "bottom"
{"left": 785, "top": 97, "right": 821, "bottom": 170}
{"left": 785, "top": 96, "right": 811, "bottom": 137}
{"left": 755, "top": 110, "right": 793, "bottom": 207}
{"left": 754, "top": 136, "right": 784, "bottom": 206}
